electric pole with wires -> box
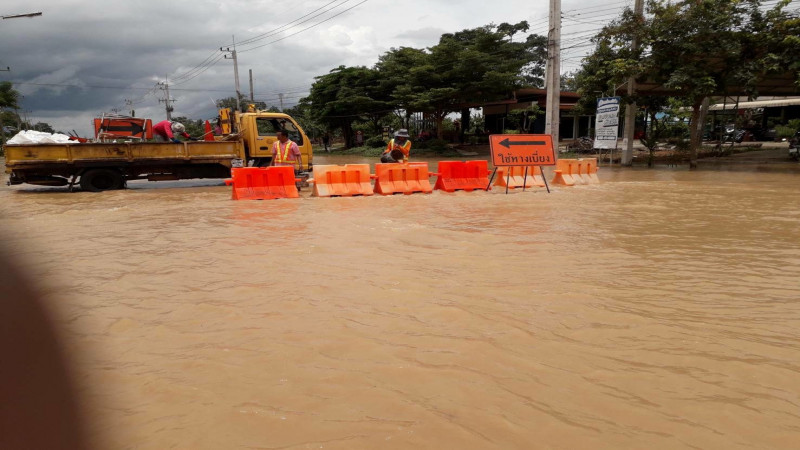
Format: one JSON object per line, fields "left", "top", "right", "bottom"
{"left": 221, "top": 38, "right": 242, "bottom": 112}
{"left": 544, "top": 0, "right": 561, "bottom": 147}
{"left": 157, "top": 77, "right": 174, "bottom": 120}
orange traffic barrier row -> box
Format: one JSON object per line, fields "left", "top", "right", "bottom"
{"left": 551, "top": 158, "right": 599, "bottom": 186}
{"left": 225, "top": 166, "right": 299, "bottom": 200}
{"left": 434, "top": 160, "right": 491, "bottom": 192}
{"left": 373, "top": 162, "right": 433, "bottom": 195}
{"left": 494, "top": 166, "right": 546, "bottom": 189}
{"left": 312, "top": 164, "right": 373, "bottom": 197}
{"left": 227, "top": 159, "right": 590, "bottom": 200}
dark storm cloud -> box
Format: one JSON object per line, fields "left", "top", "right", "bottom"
{"left": 1, "top": 0, "right": 602, "bottom": 134}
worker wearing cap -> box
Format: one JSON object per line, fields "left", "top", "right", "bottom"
{"left": 153, "top": 120, "right": 193, "bottom": 143}
{"left": 270, "top": 130, "right": 302, "bottom": 169}
{"left": 381, "top": 129, "right": 412, "bottom": 163}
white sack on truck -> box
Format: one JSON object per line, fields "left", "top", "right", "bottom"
{"left": 7, "top": 130, "right": 73, "bottom": 145}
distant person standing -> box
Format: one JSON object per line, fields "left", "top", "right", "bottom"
{"left": 322, "top": 133, "right": 331, "bottom": 152}
{"left": 153, "top": 120, "right": 193, "bottom": 143}
{"left": 381, "top": 129, "right": 412, "bottom": 163}
{"left": 271, "top": 130, "right": 302, "bottom": 169}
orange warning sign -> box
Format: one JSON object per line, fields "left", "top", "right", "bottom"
{"left": 489, "top": 134, "right": 556, "bottom": 167}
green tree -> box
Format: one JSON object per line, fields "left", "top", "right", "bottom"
{"left": 374, "top": 46, "right": 429, "bottom": 129}
{"left": 383, "top": 22, "right": 546, "bottom": 139}
{"left": 32, "top": 122, "right": 54, "bottom": 133}
{"left": 0, "top": 82, "right": 21, "bottom": 143}
{"left": 304, "top": 65, "right": 392, "bottom": 148}
{"left": 170, "top": 116, "right": 204, "bottom": 138}
{"left": 283, "top": 102, "right": 325, "bottom": 140}
{"left": 577, "top": 0, "right": 799, "bottom": 168}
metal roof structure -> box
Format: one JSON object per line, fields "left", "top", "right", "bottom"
{"left": 708, "top": 97, "right": 800, "bottom": 111}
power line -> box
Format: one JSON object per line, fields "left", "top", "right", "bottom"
{"left": 171, "top": 50, "right": 225, "bottom": 83}
{"left": 236, "top": 0, "right": 350, "bottom": 47}
{"left": 239, "top": 0, "right": 372, "bottom": 53}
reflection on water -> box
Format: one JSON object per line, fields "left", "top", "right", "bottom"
{"left": 2, "top": 157, "right": 800, "bottom": 449}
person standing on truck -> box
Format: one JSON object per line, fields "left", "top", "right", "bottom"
{"left": 270, "top": 130, "right": 302, "bottom": 170}
{"left": 381, "top": 129, "right": 412, "bottom": 163}
{"left": 153, "top": 120, "right": 193, "bottom": 143}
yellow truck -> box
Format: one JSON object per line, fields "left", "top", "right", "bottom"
{"left": 4, "top": 108, "right": 313, "bottom": 191}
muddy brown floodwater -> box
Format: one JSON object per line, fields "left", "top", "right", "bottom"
{"left": 2, "top": 156, "right": 800, "bottom": 449}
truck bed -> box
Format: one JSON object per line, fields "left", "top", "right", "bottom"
{"left": 4, "top": 141, "right": 241, "bottom": 168}
{"left": 4, "top": 140, "right": 245, "bottom": 189}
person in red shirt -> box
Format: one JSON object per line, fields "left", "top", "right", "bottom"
{"left": 153, "top": 120, "right": 193, "bottom": 143}
{"left": 270, "top": 130, "right": 302, "bottom": 169}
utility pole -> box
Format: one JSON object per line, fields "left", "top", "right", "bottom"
{"left": 221, "top": 37, "right": 241, "bottom": 111}
{"left": 278, "top": 93, "right": 284, "bottom": 112}
{"left": 544, "top": 0, "right": 561, "bottom": 147}
{"left": 622, "top": 0, "right": 644, "bottom": 166}
{"left": 249, "top": 69, "right": 254, "bottom": 102}
{"left": 157, "top": 76, "right": 174, "bottom": 120}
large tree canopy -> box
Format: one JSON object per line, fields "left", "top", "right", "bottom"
{"left": 576, "top": 0, "right": 799, "bottom": 167}
{"left": 302, "top": 65, "right": 391, "bottom": 148}
{"left": 304, "top": 22, "right": 547, "bottom": 146}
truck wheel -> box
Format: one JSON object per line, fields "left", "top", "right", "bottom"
{"left": 79, "top": 169, "right": 124, "bottom": 192}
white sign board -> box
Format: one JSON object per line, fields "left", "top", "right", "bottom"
{"left": 593, "top": 97, "right": 620, "bottom": 149}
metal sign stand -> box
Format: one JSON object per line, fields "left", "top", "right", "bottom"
{"left": 541, "top": 166, "right": 551, "bottom": 193}
{"left": 522, "top": 167, "right": 528, "bottom": 192}
{"left": 487, "top": 167, "right": 498, "bottom": 190}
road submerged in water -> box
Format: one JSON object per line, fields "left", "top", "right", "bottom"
{"left": 2, "top": 156, "right": 799, "bottom": 449}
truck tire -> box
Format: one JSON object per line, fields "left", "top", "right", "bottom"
{"left": 79, "top": 169, "right": 124, "bottom": 192}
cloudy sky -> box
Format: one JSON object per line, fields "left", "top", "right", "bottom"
{"left": 0, "top": 0, "right": 629, "bottom": 135}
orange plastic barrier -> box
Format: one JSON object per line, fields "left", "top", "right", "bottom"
{"left": 373, "top": 162, "right": 433, "bottom": 195}
{"left": 572, "top": 160, "right": 591, "bottom": 184}
{"left": 494, "top": 166, "right": 546, "bottom": 189}
{"left": 550, "top": 158, "right": 600, "bottom": 186}
{"left": 551, "top": 159, "right": 577, "bottom": 186}
{"left": 582, "top": 158, "right": 600, "bottom": 184}
{"left": 434, "top": 160, "right": 491, "bottom": 192}
{"left": 224, "top": 166, "right": 299, "bottom": 200}
{"left": 312, "top": 164, "right": 373, "bottom": 197}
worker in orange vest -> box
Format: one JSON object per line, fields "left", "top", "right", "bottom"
{"left": 270, "top": 130, "right": 302, "bottom": 169}
{"left": 381, "top": 129, "right": 412, "bottom": 163}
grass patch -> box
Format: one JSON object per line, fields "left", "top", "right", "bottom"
{"left": 327, "top": 145, "right": 464, "bottom": 158}
{"left": 336, "top": 146, "right": 385, "bottom": 157}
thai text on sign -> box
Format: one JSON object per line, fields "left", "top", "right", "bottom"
{"left": 489, "top": 134, "right": 556, "bottom": 166}
{"left": 593, "top": 97, "right": 620, "bottom": 149}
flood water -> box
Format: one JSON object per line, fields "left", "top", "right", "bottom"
{"left": 2, "top": 156, "right": 800, "bottom": 449}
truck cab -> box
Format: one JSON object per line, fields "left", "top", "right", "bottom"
{"left": 220, "top": 108, "right": 313, "bottom": 170}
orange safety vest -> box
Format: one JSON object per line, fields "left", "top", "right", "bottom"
{"left": 273, "top": 140, "right": 294, "bottom": 164}
{"left": 384, "top": 139, "right": 411, "bottom": 158}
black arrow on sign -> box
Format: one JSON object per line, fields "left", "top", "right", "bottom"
{"left": 499, "top": 138, "right": 546, "bottom": 148}
{"left": 105, "top": 123, "right": 144, "bottom": 134}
